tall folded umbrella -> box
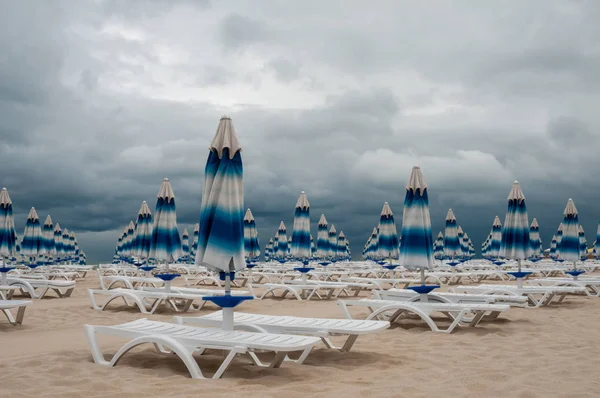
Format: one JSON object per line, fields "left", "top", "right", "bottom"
{"left": 578, "top": 225, "right": 587, "bottom": 259}
{"left": 368, "top": 227, "right": 379, "bottom": 260}
{"left": 181, "top": 228, "right": 190, "bottom": 261}
{"left": 337, "top": 232, "right": 348, "bottom": 260}
{"left": 149, "top": 178, "right": 183, "bottom": 269}
{"left": 287, "top": 236, "right": 292, "bottom": 257}
{"left": 490, "top": 216, "right": 502, "bottom": 260}
{"left": 69, "top": 231, "right": 77, "bottom": 262}
{"left": 133, "top": 201, "right": 153, "bottom": 262}
{"left": 41, "top": 215, "right": 56, "bottom": 262}
{"left": 291, "top": 191, "right": 311, "bottom": 261}
{"left": 124, "top": 221, "right": 135, "bottom": 259}
{"left": 195, "top": 116, "right": 244, "bottom": 274}
{"left": 398, "top": 166, "right": 434, "bottom": 287}
{"left": 310, "top": 235, "right": 316, "bottom": 258}
{"left": 443, "top": 209, "right": 460, "bottom": 262}
{"left": 555, "top": 223, "right": 564, "bottom": 258}
{"left": 61, "top": 228, "right": 71, "bottom": 263}
{"left": 194, "top": 115, "right": 249, "bottom": 330}
{"left": 191, "top": 223, "right": 199, "bottom": 259}
{"left": 457, "top": 226, "right": 465, "bottom": 258}
{"left": 499, "top": 181, "right": 531, "bottom": 287}
{"left": 21, "top": 207, "right": 44, "bottom": 266}
{"left": 529, "top": 218, "right": 541, "bottom": 258}
{"left": 243, "top": 209, "right": 261, "bottom": 261}
{"left": 462, "top": 232, "right": 471, "bottom": 259}
{"left": 276, "top": 221, "right": 288, "bottom": 260}
{"left": 550, "top": 235, "right": 557, "bottom": 259}
{"left": 557, "top": 199, "right": 581, "bottom": 268}
{"left": 377, "top": 202, "right": 400, "bottom": 264}
{"left": 316, "top": 214, "right": 329, "bottom": 259}
{"left": 596, "top": 222, "right": 600, "bottom": 259}
{"left": 328, "top": 224, "right": 337, "bottom": 260}
{"left": 53, "top": 223, "right": 63, "bottom": 262}
{"left": 434, "top": 232, "right": 444, "bottom": 259}
{"left": 265, "top": 238, "right": 274, "bottom": 262}
{"left": 0, "top": 188, "right": 16, "bottom": 275}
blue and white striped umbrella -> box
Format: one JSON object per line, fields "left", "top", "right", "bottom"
{"left": 557, "top": 199, "right": 580, "bottom": 262}
{"left": 529, "top": 218, "right": 541, "bottom": 258}
{"left": 316, "top": 214, "right": 329, "bottom": 259}
{"left": 191, "top": 223, "right": 199, "bottom": 259}
{"left": 398, "top": 166, "right": 434, "bottom": 273}
{"left": 53, "top": 223, "right": 63, "bottom": 261}
{"left": 555, "top": 223, "right": 564, "bottom": 258}
{"left": 457, "top": 226, "right": 466, "bottom": 258}
{"left": 377, "top": 202, "right": 400, "bottom": 262}
{"left": 69, "top": 231, "right": 77, "bottom": 261}
{"left": 368, "top": 227, "right": 379, "bottom": 260}
{"left": 272, "top": 234, "right": 279, "bottom": 258}
{"left": 0, "top": 188, "right": 16, "bottom": 263}
{"left": 133, "top": 201, "right": 153, "bottom": 260}
{"left": 462, "top": 232, "right": 471, "bottom": 259}
{"left": 443, "top": 209, "right": 460, "bottom": 259}
{"left": 265, "top": 238, "right": 274, "bottom": 261}
{"left": 337, "top": 231, "right": 348, "bottom": 260}
{"left": 434, "top": 231, "right": 444, "bottom": 259}
{"left": 21, "top": 207, "right": 44, "bottom": 262}
{"left": 41, "top": 215, "right": 56, "bottom": 260}
{"left": 181, "top": 228, "right": 190, "bottom": 260}
{"left": 196, "top": 116, "right": 244, "bottom": 273}
{"left": 499, "top": 181, "right": 531, "bottom": 267}
{"left": 578, "top": 225, "right": 587, "bottom": 259}
{"left": 149, "top": 178, "right": 183, "bottom": 264}
{"left": 291, "top": 191, "right": 311, "bottom": 260}
{"left": 310, "top": 235, "right": 316, "bottom": 258}
{"left": 276, "top": 221, "right": 288, "bottom": 260}
{"left": 596, "top": 222, "right": 600, "bottom": 258}
{"left": 328, "top": 224, "right": 337, "bottom": 259}
{"left": 550, "top": 235, "right": 557, "bottom": 258}
{"left": 61, "top": 228, "right": 71, "bottom": 261}
{"left": 287, "top": 236, "right": 292, "bottom": 257}
{"left": 243, "top": 209, "right": 261, "bottom": 261}
{"left": 490, "top": 216, "right": 502, "bottom": 259}
{"left": 124, "top": 221, "right": 135, "bottom": 258}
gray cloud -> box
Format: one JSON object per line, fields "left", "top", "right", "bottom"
{"left": 1, "top": 1, "right": 600, "bottom": 263}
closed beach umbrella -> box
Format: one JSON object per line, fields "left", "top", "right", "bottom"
{"left": 124, "top": 221, "right": 135, "bottom": 259}
{"left": 291, "top": 191, "right": 311, "bottom": 261}
{"left": 499, "top": 181, "right": 530, "bottom": 285}
{"left": 443, "top": 209, "right": 460, "bottom": 262}
{"left": 196, "top": 116, "right": 245, "bottom": 274}
{"left": 181, "top": 228, "right": 190, "bottom": 261}
{"left": 337, "top": 232, "right": 348, "bottom": 260}
{"left": 62, "top": 228, "right": 72, "bottom": 262}
{"left": 398, "top": 166, "right": 434, "bottom": 285}
{"left": 194, "top": 115, "right": 249, "bottom": 330}
{"left": 53, "top": 223, "right": 63, "bottom": 262}
{"left": 377, "top": 202, "right": 400, "bottom": 263}
{"left": 243, "top": 209, "right": 261, "bottom": 261}
{"left": 490, "top": 216, "right": 503, "bottom": 260}
{"left": 557, "top": 199, "right": 580, "bottom": 265}
{"left": 578, "top": 225, "right": 587, "bottom": 259}
{"left": 529, "top": 218, "right": 541, "bottom": 258}
{"left": 368, "top": 227, "right": 379, "bottom": 260}
{"left": 550, "top": 235, "right": 557, "bottom": 259}
{"left": 0, "top": 188, "right": 16, "bottom": 270}
{"left": 133, "top": 201, "right": 153, "bottom": 262}
{"left": 434, "top": 232, "right": 444, "bottom": 259}
{"left": 555, "top": 223, "right": 564, "bottom": 258}
{"left": 191, "top": 223, "right": 199, "bottom": 259}
{"left": 276, "top": 221, "right": 288, "bottom": 260}
{"left": 149, "top": 178, "right": 183, "bottom": 268}
{"left": 328, "top": 224, "right": 337, "bottom": 260}
{"left": 41, "top": 215, "right": 56, "bottom": 262}
{"left": 21, "top": 207, "right": 44, "bottom": 265}
{"left": 316, "top": 214, "right": 329, "bottom": 259}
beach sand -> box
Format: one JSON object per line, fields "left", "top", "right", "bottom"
{"left": 2, "top": 273, "right": 600, "bottom": 398}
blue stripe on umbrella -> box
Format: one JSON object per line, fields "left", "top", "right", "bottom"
{"left": 291, "top": 191, "right": 311, "bottom": 260}
{"left": 133, "top": 201, "right": 153, "bottom": 260}
{"left": 316, "top": 214, "right": 329, "bottom": 259}
{"left": 149, "top": 178, "right": 183, "bottom": 262}
{"left": 443, "top": 209, "right": 459, "bottom": 258}
{"left": 21, "top": 207, "right": 44, "bottom": 259}
{"left": 558, "top": 199, "right": 580, "bottom": 262}
{"left": 499, "top": 181, "right": 531, "bottom": 262}
{"left": 377, "top": 202, "right": 399, "bottom": 261}
{"left": 243, "top": 209, "right": 261, "bottom": 261}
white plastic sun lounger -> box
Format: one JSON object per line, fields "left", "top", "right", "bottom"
{"left": 173, "top": 311, "right": 389, "bottom": 352}
{"left": 1, "top": 299, "right": 32, "bottom": 326}
{"left": 256, "top": 282, "right": 348, "bottom": 300}
{"left": 7, "top": 277, "right": 76, "bottom": 299}
{"left": 450, "top": 285, "right": 587, "bottom": 308}
{"left": 337, "top": 299, "right": 510, "bottom": 333}
{"left": 84, "top": 318, "right": 321, "bottom": 379}
{"left": 374, "top": 288, "right": 528, "bottom": 308}
{"left": 88, "top": 288, "right": 226, "bottom": 314}
{"left": 528, "top": 278, "right": 600, "bottom": 297}
{"left": 97, "top": 272, "right": 166, "bottom": 290}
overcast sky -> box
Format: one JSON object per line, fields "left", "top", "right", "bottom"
{"left": 2, "top": 0, "right": 599, "bottom": 263}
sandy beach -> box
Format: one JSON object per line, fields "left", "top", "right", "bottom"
{"left": 3, "top": 273, "right": 600, "bottom": 398}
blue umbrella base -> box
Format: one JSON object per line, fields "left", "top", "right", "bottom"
{"left": 407, "top": 285, "right": 440, "bottom": 294}
{"left": 140, "top": 266, "right": 156, "bottom": 272}
{"left": 382, "top": 265, "right": 398, "bottom": 270}
{"left": 294, "top": 267, "right": 314, "bottom": 274}
{"left": 565, "top": 270, "right": 585, "bottom": 277}
{"left": 529, "top": 258, "right": 542, "bottom": 263}
{"left": 493, "top": 261, "right": 505, "bottom": 266}
{"left": 318, "top": 262, "right": 331, "bottom": 266}
{"left": 447, "top": 262, "right": 460, "bottom": 267}
{"left": 155, "top": 273, "right": 181, "bottom": 281}
{"left": 26, "top": 264, "right": 42, "bottom": 269}
{"left": 203, "top": 295, "right": 254, "bottom": 308}
{"left": 246, "top": 263, "right": 258, "bottom": 269}
{"left": 507, "top": 271, "right": 533, "bottom": 279}
{"left": 0, "top": 267, "right": 15, "bottom": 273}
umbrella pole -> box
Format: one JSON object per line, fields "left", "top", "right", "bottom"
{"left": 223, "top": 272, "right": 234, "bottom": 331}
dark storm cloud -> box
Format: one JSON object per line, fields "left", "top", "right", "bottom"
{"left": 1, "top": 0, "right": 600, "bottom": 263}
